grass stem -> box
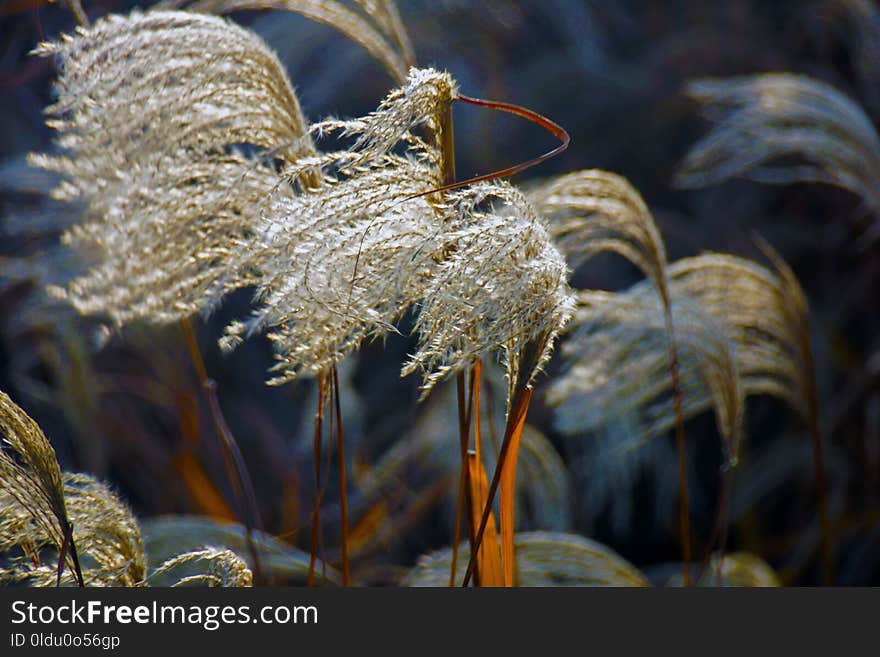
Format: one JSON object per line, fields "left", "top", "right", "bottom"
{"left": 332, "top": 367, "right": 351, "bottom": 586}
{"left": 180, "top": 318, "right": 264, "bottom": 585}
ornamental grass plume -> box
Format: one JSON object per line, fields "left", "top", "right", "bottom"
{"left": 1, "top": 389, "right": 144, "bottom": 586}
{"left": 0, "top": 390, "right": 82, "bottom": 585}
{"left": 548, "top": 287, "right": 744, "bottom": 462}
{"left": 548, "top": 250, "right": 817, "bottom": 461}
{"left": 403, "top": 181, "right": 575, "bottom": 400}
{"left": 547, "top": 247, "right": 831, "bottom": 581}
{"left": 30, "top": 6, "right": 577, "bottom": 588}
{"left": 1, "top": 389, "right": 256, "bottom": 587}
{"left": 220, "top": 68, "right": 455, "bottom": 383}
{"left": 149, "top": 547, "right": 253, "bottom": 587}
{"left": 677, "top": 73, "right": 880, "bottom": 239}
{"left": 30, "top": 10, "right": 317, "bottom": 327}
{"left": 403, "top": 531, "right": 651, "bottom": 587}
{"left": 209, "top": 63, "right": 575, "bottom": 403}
{"left": 0, "top": 473, "right": 147, "bottom": 587}
{"left": 163, "top": 0, "right": 414, "bottom": 83}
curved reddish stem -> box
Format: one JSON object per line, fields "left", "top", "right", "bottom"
{"left": 407, "top": 95, "right": 569, "bottom": 200}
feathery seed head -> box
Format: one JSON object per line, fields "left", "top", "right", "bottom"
{"left": 677, "top": 73, "right": 880, "bottom": 234}
{"left": 150, "top": 547, "right": 253, "bottom": 587}
{"left": 549, "top": 250, "right": 813, "bottom": 463}
{"left": 0, "top": 390, "right": 69, "bottom": 552}
{"left": 221, "top": 67, "right": 453, "bottom": 382}
{"left": 32, "top": 10, "right": 317, "bottom": 327}
{"left": 549, "top": 286, "right": 744, "bottom": 461}
{"left": 225, "top": 68, "right": 572, "bottom": 396}
{"left": 404, "top": 181, "right": 575, "bottom": 400}
{"left": 0, "top": 390, "right": 146, "bottom": 586}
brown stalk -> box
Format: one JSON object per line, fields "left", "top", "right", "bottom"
{"left": 308, "top": 373, "right": 327, "bottom": 586}
{"left": 332, "top": 366, "right": 351, "bottom": 586}
{"left": 65, "top": 0, "right": 89, "bottom": 27}
{"left": 485, "top": 379, "right": 501, "bottom": 456}
{"left": 55, "top": 520, "right": 84, "bottom": 587}
{"left": 660, "top": 291, "right": 692, "bottom": 587}
{"left": 449, "top": 371, "right": 474, "bottom": 586}
{"left": 468, "top": 360, "right": 503, "bottom": 586}
{"left": 180, "top": 318, "right": 264, "bottom": 585}
{"left": 448, "top": 360, "right": 505, "bottom": 587}
{"left": 498, "top": 390, "right": 530, "bottom": 587}
{"left": 467, "top": 473, "right": 503, "bottom": 586}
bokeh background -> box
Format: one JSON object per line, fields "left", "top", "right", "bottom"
{"left": 1, "top": 0, "right": 878, "bottom": 585}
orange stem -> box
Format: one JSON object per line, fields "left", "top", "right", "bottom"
{"left": 462, "top": 385, "right": 533, "bottom": 587}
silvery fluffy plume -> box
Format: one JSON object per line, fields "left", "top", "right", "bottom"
{"left": 223, "top": 67, "right": 574, "bottom": 398}
{"left": 668, "top": 251, "right": 814, "bottom": 421}
{"left": 525, "top": 170, "right": 750, "bottom": 457}
{"left": 1, "top": 390, "right": 255, "bottom": 587}
{"left": 0, "top": 390, "right": 146, "bottom": 586}
{"left": 549, "top": 251, "right": 814, "bottom": 462}
{"left": 402, "top": 182, "right": 574, "bottom": 400}
{"left": 164, "top": 0, "right": 415, "bottom": 84}
{"left": 30, "top": 10, "right": 317, "bottom": 327}
{"left": 548, "top": 287, "right": 743, "bottom": 460}
{"left": 220, "top": 67, "right": 454, "bottom": 382}
{"left": 677, "top": 73, "right": 880, "bottom": 240}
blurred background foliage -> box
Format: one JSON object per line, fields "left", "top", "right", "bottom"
{"left": 1, "top": 0, "right": 878, "bottom": 585}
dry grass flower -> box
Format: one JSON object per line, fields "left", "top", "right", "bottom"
{"left": 220, "top": 67, "right": 452, "bottom": 383}
{"left": 0, "top": 390, "right": 76, "bottom": 581}
{"left": 549, "top": 287, "right": 744, "bottom": 460}
{"left": 31, "top": 10, "right": 317, "bottom": 327}
{"left": 550, "top": 250, "right": 815, "bottom": 463}
{"left": 404, "top": 531, "right": 650, "bottom": 587}
{"left": 677, "top": 73, "right": 880, "bottom": 238}
{"left": 2, "top": 389, "right": 146, "bottom": 586}
{"left": 405, "top": 181, "right": 575, "bottom": 400}
{"left": 166, "top": 0, "right": 413, "bottom": 82}
{"left": 150, "top": 546, "right": 253, "bottom": 587}
{"left": 216, "top": 66, "right": 574, "bottom": 399}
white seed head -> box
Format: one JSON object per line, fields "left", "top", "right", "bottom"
{"left": 222, "top": 68, "right": 452, "bottom": 382}
{"left": 32, "top": 10, "right": 317, "bottom": 326}
{"left": 404, "top": 181, "right": 575, "bottom": 400}
{"left": 677, "top": 73, "right": 880, "bottom": 237}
